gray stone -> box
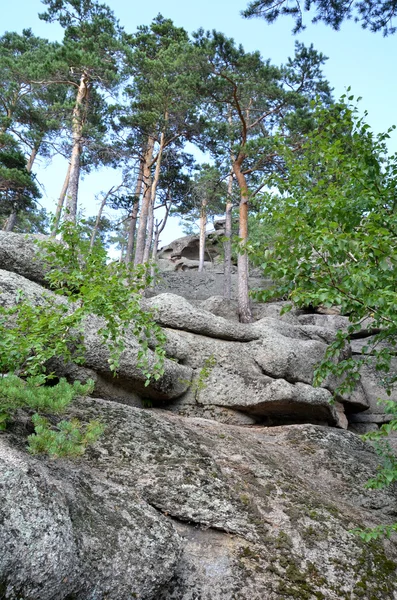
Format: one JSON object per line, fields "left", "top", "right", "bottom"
{"left": 348, "top": 422, "right": 380, "bottom": 434}
{"left": 0, "top": 232, "right": 50, "bottom": 286}
{"left": 0, "top": 269, "right": 58, "bottom": 308}
{"left": 0, "top": 271, "right": 192, "bottom": 402}
{"left": 152, "top": 271, "right": 273, "bottom": 301}
{"left": 355, "top": 360, "right": 397, "bottom": 413}
{"left": 0, "top": 438, "right": 180, "bottom": 600}
{"left": 145, "top": 293, "right": 258, "bottom": 341}
{"left": 349, "top": 413, "right": 395, "bottom": 424}
{"left": 2, "top": 400, "right": 397, "bottom": 599}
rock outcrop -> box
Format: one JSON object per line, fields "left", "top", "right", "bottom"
{"left": 1, "top": 231, "right": 397, "bottom": 599}
{"left": 0, "top": 232, "right": 388, "bottom": 429}
{"left": 1, "top": 399, "right": 397, "bottom": 599}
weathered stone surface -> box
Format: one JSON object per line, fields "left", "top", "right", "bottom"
{"left": 145, "top": 293, "right": 258, "bottom": 341}
{"left": 0, "top": 269, "right": 57, "bottom": 308}
{"left": 2, "top": 399, "right": 397, "bottom": 599}
{"left": 0, "top": 437, "right": 180, "bottom": 600}
{"left": 0, "top": 232, "right": 49, "bottom": 286}
{"left": 0, "top": 271, "right": 192, "bottom": 402}
{"left": 157, "top": 232, "right": 223, "bottom": 266}
{"left": 0, "top": 253, "right": 371, "bottom": 424}
{"left": 159, "top": 315, "right": 368, "bottom": 423}
{"left": 152, "top": 271, "right": 273, "bottom": 301}
{"left": 349, "top": 413, "right": 395, "bottom": 424}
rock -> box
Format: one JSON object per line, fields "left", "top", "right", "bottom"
{"left": 0, "top": 249, "right": 372, "bottom": 426}
{"left": 0, "top": 271, "right": 192, "bottom": 402}
{"left": 349, "top": 413, "right": 395, "bottom": 424}
{"left": 0, "top": 438, "right": 180, "bottom": 600}
{"left": 0, "top": 232, "right": 50, "bottom": 286}
{"left": 157, "top": 233, "right": 222, "bottom": 267}
{"left": 152, "top": 271, "right": 272, "bottom": 301}
{"left": 145, "top": 293, "right": 258, "bottom": 341}
{"left": 349, "top": 422, "right": 380, "bottom": 434}
{"left": 2, "top": 399, "right": 397, "bottom": 599}
{"left": 198, "top": 295, "right": 240, "bottom": 322}
{"left": 0, "top": 269, "right": 57, "bottom": 308}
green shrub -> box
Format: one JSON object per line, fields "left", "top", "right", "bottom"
{"left": 0, "top": 221, "right": 166, "bottom": 456}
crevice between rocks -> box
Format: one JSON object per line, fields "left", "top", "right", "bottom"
{"left": 144, "top": 499, "right": 237, "bottom": 536}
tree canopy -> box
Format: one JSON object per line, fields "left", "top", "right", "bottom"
{"left": 242, "top": 0, "right": 397, "bottom": 35}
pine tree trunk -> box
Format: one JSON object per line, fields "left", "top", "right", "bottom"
{"left": 51, "top": 163, "right": 71, "bottom": 236}
{"left": 64, "top": 72, "right": 89, "bottom": 223}
{"left": 125, "top": 161, "right": 144, "bottom": 264}
{"left": 143, "top": 129, "right": 166, "bottom": 264}
{"left": 233, "top": 160, "right": 252, "bottom": 323}
{"left": 3, "top": 210, "right": 17, "bottom": 232}
{"left": 26, "top": 145, "right": 39, "bottom": 173}
{"left": 134, "top": 136, "right": 155, "bottom": 265}
{"left": 150, "top": 202, "right": 170, "bottom": 280}
{"left": 198, "top": 198, "right": 208, "bottom": 273}
{"left": 89, "top": 185, "right": 119, "bottom": 250}
{"left": 223, "top": 171, "right": 233, "bottom": 299}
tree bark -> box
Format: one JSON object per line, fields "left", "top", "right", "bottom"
{"left": 223, "top": 171, "right": 233, "bottom": 299}
{"left": 3, "top": 210, "right": 17, "bottom": 232}
{"left": 143, "top": 128, "right": 166, "bottom": 264}
{"left": 26, "top": 145, "right": 39, "bottom": 174}
{"left": 150, "top": 201, "right": 170, "bottom": 280}
{"left": 125, "top": 161, "right": 144, "bottom": 264}
{"left": 51, "top": 163, "right": 71, "bottom": 237}
{"left": 134, "top": 136, "right": 155, "bottom": 265}
{"left": 64, "top": 72, "right": 89, "bottom": 223}
{"left": 233, "top": 159, "right": 252, "bottom": 323}
{"left": 198, "top": 198, "right": 208, "bottom": 273}
{"left": 89, "top": 184, "right": 121, "bottom": 250}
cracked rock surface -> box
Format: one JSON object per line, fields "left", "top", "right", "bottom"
{"left": 1, "top": 399, "right": 397, "bottom": 599}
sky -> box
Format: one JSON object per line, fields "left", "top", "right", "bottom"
{"left": 3, "top": 0, "right": 397, "bottom": 245}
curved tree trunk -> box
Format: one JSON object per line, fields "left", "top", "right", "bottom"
{"left": 143, "top": 128, "right": 166, "bottom": 264}
{"left": 51, "top": 163, "right": 71, "bottom": 236}
{"left": 89, "top": 184, "right": 121, "bottom": 250}
{"left": 26, "top": 145, "right": 39, "bottom": 174}
{"left": 223, "top": 171, "right": 233, "bottom": 298}
{"left": 64, "top": 72, "right": 89, "bottom": 224}
{"left": 150, "top": 201, "right": 170, "bottom": 280}
{"left": 233, "top": 159, "right": 252, "bottom": 323}
{"left": 134, "top": 136, "right": 155, "bottom": 265}
{"left": 3, "top": 210, "right": 17, "bottom": 232}
{"left": 125, "top": 161, "right": 144, "bottom": 264}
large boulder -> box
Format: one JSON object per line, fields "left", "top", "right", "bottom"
{"left": 0, "top": 270, "right": 192, "bottom": 403}
{"left": 145, "top": 294, "right": 368, "bottom": 426}
{"left": 1, "top": 398, "right": 397, "bottom": 599}
{"left": 0, "top": 235, "right": 383, "bottom": 429}
{"left": 0, "top": 436, "right": 180, "bottom": 600}
{"left": 157, "top": 232, "right": 223, "bottom": 269}
{"left": 0, "top": 232, "right": 49, "bottom": 286}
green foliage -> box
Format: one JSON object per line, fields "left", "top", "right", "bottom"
{"left": 0, "top": 133, "right": 41, "bottom": 222}
{"left": 38, "top": 220, "right": 166, "bottom": 381}
{"left": 254, "top": 98, "right": 397, "bottom": 395}
{"left": 242, "top": 0, "right": 397, "bottom": 36}
{"left": 180, "top": 355, "right": 216, "bottom": 400}
{"left": 28, "top": 413, "right": 103, "bottom": 458}
{"left": 0, "top": 221, "right": 166, "bottom": 455}
{"left": 0, "top": 374, "right": 94, "bottom": 414}
{"left": 252, "top": 98, "right": 397, "bottom": 537}
{"left": 0, "top": 374, "right": 100, "bottom": 456}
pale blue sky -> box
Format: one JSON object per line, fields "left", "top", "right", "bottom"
{"left": 3, "top": 0, "right": 397, "bottom": 243}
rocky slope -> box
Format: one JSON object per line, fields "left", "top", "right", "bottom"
{"left": 0, "top": 231, "right": 397, "bottom": 599}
